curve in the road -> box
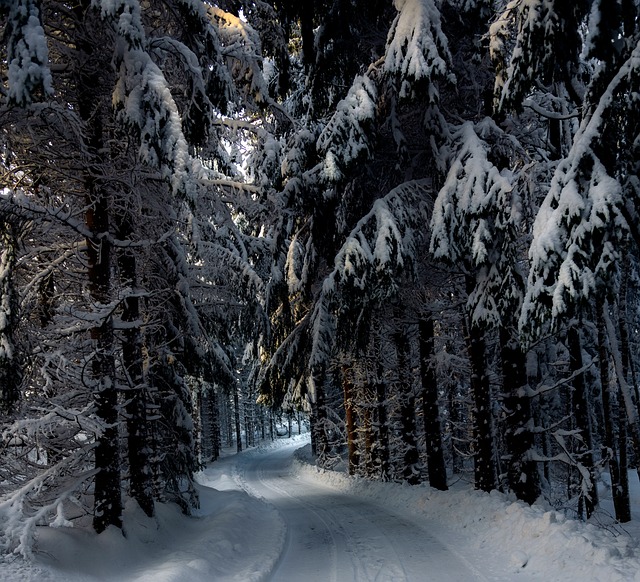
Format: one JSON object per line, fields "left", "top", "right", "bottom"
{"left": 234, "top": 443, "right": 488, "bottom": 582}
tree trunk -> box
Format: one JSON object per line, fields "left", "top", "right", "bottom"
{"left": 269, "top": 409, "right": 274, "bottom": 441}
{"left": 374, "top": 366, "right": 390, "bottom": 481}
{"left": 75, "top": 9, "right": 122, "bottom": 531}
{"left": 0, "top": 220, "right": 21, "bottom": 411}
{"left": 343, "top": 366, "right": 359, "bottom": 476}
{"left": 311, "top": 367, "right": 330, "bottom": 467}
{"left": 462, "top": 304, "right": 496, "bottom": 492}
{"left": 223, "top": 393, "right": 233, "bottom": 447}
{"left": 210, "top": 387, "right": 221, "bottom": 461}
{"left": 447, "top": 380, "right": 462, "bottom": 476}
{"left": 362, "top": 403, "right": 374, "bottom": 477}
{"left": 86, "top": 186, "right": 122, "bottom": 532}
{"left": 418, "top": 316, "right": 447, "bottom": 491}
{"left": 38, "top": 269, "right": 55, "bottom": 327}
{"left": 618, "top": 395, "right": 630, "bottom": 517}
{"left": 500, "top": 326, "right": 540, "bottom": 504}
{"left": 615, "top": 265, "right": 640, "bottom": 484}
{"left": 597, "top": 308, "right": 630, "bottom": 522}
{"left": 234, "top": 382, "right": 243, "bottom": 453}
{"left": 300, "top": 0, "right": 315, "bottom": 68}
{"left": 567, "top": 325, "right": 598, "bottom": 519}
{"left": 394, "top": 319, "right": 420, "bottom": 485}
{"left": 116, "top": 216, "right": 154, "bottom": 517}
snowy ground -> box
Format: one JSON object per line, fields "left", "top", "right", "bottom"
{"left": 2, "top": 434, "right": 640, "bottom": 581}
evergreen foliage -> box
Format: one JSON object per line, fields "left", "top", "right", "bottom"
{"left": 2, "top": 0, "right": 640, "bottom": 557}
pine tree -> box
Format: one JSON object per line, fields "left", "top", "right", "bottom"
{"left": 419, "top": 314, "right": 448, "bottom": 490}
{"left": 0, "top": 0, "right": 277, "bottom": 551}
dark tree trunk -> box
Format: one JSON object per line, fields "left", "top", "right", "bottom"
{"left": 419, "top": 316, "right": 447, "bottom": 491}
{"left": 0, "top": 220, "right": 21, "bottom": 412}
{"left": 567, "top": 325, "right": 598, "bottom": 519}
{"left": 311, "top": 367, "right": 330, "bottom": 467}
{"left": 469, "top": 326, "right": 496, "bottom": 492}
{"left": 224, "top": 393, "right": 233, "bottom": 447}
{"left": 597, "top": 309, "right": 630, "bottom": 522}
{"left": 343, "top": 367, "right": 360, "bottom": 475}
{"left": 86, "top": 187, "right": 122, "bottom": 533}
{"left": 399, "top": 391, "right": 420, "bottom": 485}
{"left": 38, "top": 270, "right": 55, "bottom": 327}
{"left": 309, "top": 406, "right": 317, "bottom": 455}
{"left": 462, "top": 299, "right": 496, "bottom": 493}
{"left": 618, "top": 398, "right": 630, "bottom": 518}
{"left": 245, "top": 388, "right": 255, "bottom": 448}
{"left": 267, "top": 409, "right": 273, "bottom": 440}
{"left": 617, "top": 265, "right": 640, "bottom": 484}
{"left": 394, "top": 319, "right": 420, "bottom": 485}
{"left": 362, "top": 404, "right": 374, "bottom": 476}
{"left": 500, "top": 326, "right": 540, "bottom": 504}
{"left": 210, "top": 388, "right": 221, "bottom": 461}
{"left": 75, "top": 8, "right": 122, "bottom": 531}
{"left": 447, "top": 381, "right": 462, "bottom": 476}
{"left": 116, "top": 216, "right": 154, "bottom": 517}
{"left": 234, "top": 383, "right": 242, "bottom": 453}
{"left": 300, "top": 0, "right": 315, "bottom": 68}
{"left": 374, "top": 367, "right": 390, "bottom": 481}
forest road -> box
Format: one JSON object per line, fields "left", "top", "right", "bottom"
{"left": 234, "top": 441, "right": 489, "bottom": 582}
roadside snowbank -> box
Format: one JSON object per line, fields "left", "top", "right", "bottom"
{"left": 0, "top": 468, "right": 284, "bottom": 581}
{"left": 292, "top": 443, "right": 640, "bottom": 581}
{"left": 3, "top": 432, "right": 640, "bottom": 581}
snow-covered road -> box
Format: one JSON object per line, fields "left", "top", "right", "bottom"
{"left": 4, "top": 434, "right": 640, "bottom": 581}
{"left": 233, "top": 442, "right": 488, "bottom": 582}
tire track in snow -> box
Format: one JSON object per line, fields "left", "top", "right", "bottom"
{"left": 235, "top": 443, "right": 488, "bottom": 581}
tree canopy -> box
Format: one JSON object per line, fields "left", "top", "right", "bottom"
{"left": 1, "top": 0, "right": 640, "bottom": 554}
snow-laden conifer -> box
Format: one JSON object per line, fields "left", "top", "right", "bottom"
{"left": 492, "top": 0, "right": 590, "bottom": 112}
{"left": 4, "top": 0, "right": 53, "bottom": 105}
{"left": 430, "top": 119, "right": 524, "bottom": 327}
{"left": 521, "top": 38, "right": 640, "bottom": 340}
{"left": 384, "top": 0, "right": 451, "bottom": 100}
{"left": 0, "top": 0, "right": 280, "bottom": 551}
{"left": 316, "top": 75, "right": 377, "bottom": 185}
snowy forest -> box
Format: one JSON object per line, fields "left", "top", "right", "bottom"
{"left": 1, "top": 0, "right": 640, "bottom": 561}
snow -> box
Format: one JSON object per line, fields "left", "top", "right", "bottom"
{"left": 4, "top": 435, "right": 640, "bottom": 581}
{"left": 316, "top": 75, "right": 377, "bottom": 182}
{"left": 384, "top": 0, "right": 452, "bottom": 99}
{"left": 6, "top": 1, "right": 54, "bottom": 105}
{"left": 521, "top": 33, "right": 640, "bottom": 332}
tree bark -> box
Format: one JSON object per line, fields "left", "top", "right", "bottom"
{"left": 86, "top": 185, "right": 122, "bottom": 533}
{"left": 567, "top": 325, "right": 598, "bottom": 519}
{"left": 419, "top": 316, "right": 447, "bottom": 491}
{"left": 597, "top": 308, "right": 630, "bottom": 522}
{"left": 616, "top": 265, "right": 640, "bottom": 484}
{"left": 210, "top": 387, "right": 221, "bottom": 461}
{"left": 116, "top": 216, "right": 154, "bottom": 517}
{"left": 311, "top": 367, "right": 330, "bottom": 467}
{"left": 374, "top": 361, "right": 390, "bottom": 481}
{"left": 394, "top": 319, "right": 420, "bottom": 485}
{"left": 75, "top": 4, "right": 122, "bottom": 531}
{"left": 342, "top": 367, "right": 359, "bottom": 475}
{"left": 300, "top": 0, "right": 315, "bottom": 68}
{"left": 0, "top": 220, "right": 21, "bottom": 411}
{"left": 500, "top": 326, "right": 540, "bottom": 504}
{"left": 234, "top": 382, "right": 243, "bottom": 453}
{"left": 462, "top": 300, "right": 496, "bottom": 493}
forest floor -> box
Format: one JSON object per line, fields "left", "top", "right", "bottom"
{"left": 2, "top": 433, "right": 640, "bottom": 581}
